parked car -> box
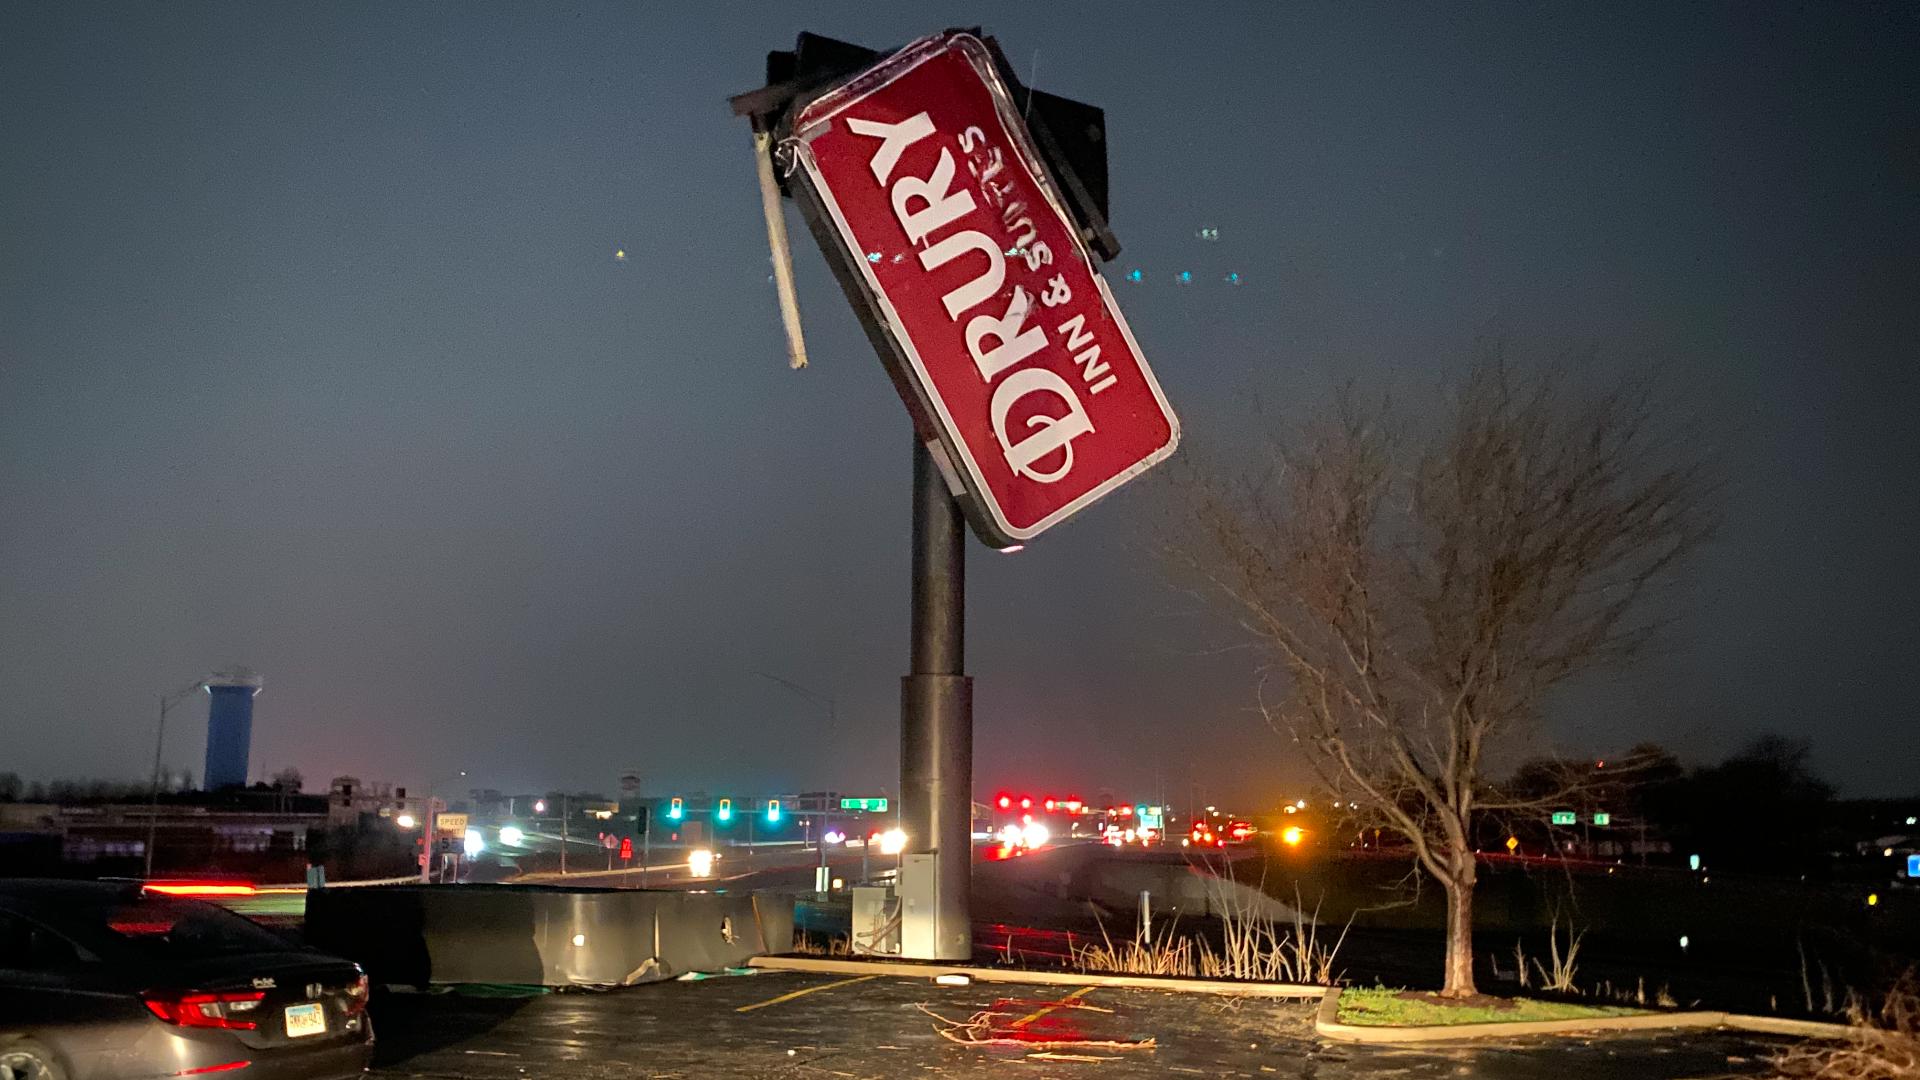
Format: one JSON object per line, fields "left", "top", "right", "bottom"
{"left": 0, "top": 880, "right": 371, "bottom": 1079}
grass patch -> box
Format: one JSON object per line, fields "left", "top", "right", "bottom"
{"left": 1338, "top": 987, "right": 1649, "bottom": 1027}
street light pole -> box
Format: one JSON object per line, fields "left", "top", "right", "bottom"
{"left": 816, "top": 813, "right": 831, "bottom": 895}
{"left": 900, "top": 440, "right": 973, "bottom": 960}
{"left": 144, "top": 678, "right": 207, "bottom": 879}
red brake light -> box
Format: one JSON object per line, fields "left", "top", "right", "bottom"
{"left": 1020, "top": 798, "right": 1032, "bottom": 809}
{"left": 109, "top": 920, "right": 177, "bottom": 936}
{"left": 143, "top": 989, "right": 265, "bottom": 1030}
{"left": 177, "top": 1063, "right": 252, "bottom": 1076}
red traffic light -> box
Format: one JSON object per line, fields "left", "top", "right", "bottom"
{"left": 997, "top": 795, "right": 1011, "bottom": 809}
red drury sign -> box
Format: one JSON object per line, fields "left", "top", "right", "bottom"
{"left": 786, "top": 32, "right": 1178, "bottom": 549}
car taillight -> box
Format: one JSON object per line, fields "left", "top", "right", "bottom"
{"left": 143, "top": 989, "right": 266, "bottom": 1030}
{"left": 345, "top": 973, "right": 370, "bottom": 1015}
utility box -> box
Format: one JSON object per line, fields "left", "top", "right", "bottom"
{"left": 899, "top": 853, "right": 970, "bottom": 959}
{"left": 850, "top": 885, "right": 900, "bottom": 956}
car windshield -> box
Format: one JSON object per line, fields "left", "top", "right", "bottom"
{"left": 83, "top": 898, "right": 294, "bottom": 960}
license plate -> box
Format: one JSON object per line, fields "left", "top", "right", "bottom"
{"left": 284, "top": 1002, "right": 326, "bottom": 1038}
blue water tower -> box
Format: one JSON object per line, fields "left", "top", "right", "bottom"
{"left": 203, "top": 670, "right": 263, "bottom": 790}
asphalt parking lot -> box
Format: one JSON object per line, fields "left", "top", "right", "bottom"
{"left": 369, "top": 970, "right": 1795, "bottom": 1079}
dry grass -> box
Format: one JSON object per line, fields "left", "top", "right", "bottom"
{"left": 1501, "top": 912, "right": 1585, "bottom": 994}
{"left": 1196, "top": 881, "right": 1351, "bottom": 984}
{"left": 1593, "top": 977, "right": 1680, "bottom": 1009}
{"left": 1800, "top": 937, "right": 1862, "bottom": 1019}
{"left": 1532, "top": 912, "right": 1584, "bottom": 993}
{"left": 790, "top": 931, "right": 852, "bottom": 957}
{"left": 1073, "top": 879, "right": 1349, "bottom": 985}
{"left": 1073, "top": 919, "right": 1199, "bottom": 977}
{"left": 1775, "top": 969, "right": 1920, "bottom": 1079}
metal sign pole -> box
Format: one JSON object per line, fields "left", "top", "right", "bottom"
{"left": 900, "top": 440, "right": 973, "bottom": 959}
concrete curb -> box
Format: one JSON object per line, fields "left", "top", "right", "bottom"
{"left": 1730, "top": 1014, "right": 1872, "bottom": 1041}
{"left": 1312, "top": 987, "right": 1861, "bottom": 1044}
{"left": 751, "top": 960, "right": 1863, "bottom": 1040}
{"left": 747, "top": 955, "right": 1325, "bottom": 998}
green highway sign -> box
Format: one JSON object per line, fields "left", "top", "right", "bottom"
{"left": 1592, "top": 812, "right": 1611, "bottom": 826}
{"left": 1551, "top": 811, "right": 1577, "bottom": 825}
{"left": 840, "top": 797, "right": 889, "bottom": 812}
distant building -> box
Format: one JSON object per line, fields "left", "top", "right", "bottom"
{"left": 203, "top": 670, "right": 264, "bottom": 790}
{"left": 0, "top": 795, "right": 326, "bottom": 875}
{"left": 0, "top": 804, "right": 62, "bottom": 874}
{"left": 327, "top": 776, "right": 436, "bottom": 829}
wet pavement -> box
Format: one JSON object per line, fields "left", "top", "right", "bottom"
{"left": 369, "top": 971, "right": 1794, "bottom": 1079}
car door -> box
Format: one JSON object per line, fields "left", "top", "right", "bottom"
{"left": 0, "top": 909, "right": 146, "bottom": 1079}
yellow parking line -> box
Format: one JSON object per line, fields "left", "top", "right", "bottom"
{"left": 1011, "top": 985, "right": 1095, "bottom": 1028}
{"left": 735, "top": 974, "right": 881, "bottom": 1013}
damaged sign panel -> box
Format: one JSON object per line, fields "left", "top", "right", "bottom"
{"left": 785, "top": 32, "right": 1178, "bottom": 549}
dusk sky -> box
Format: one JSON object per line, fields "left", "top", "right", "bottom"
{"left": 3, "top": 3, "right": 1915, "bottom": 803}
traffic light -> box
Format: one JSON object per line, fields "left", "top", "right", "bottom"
{"left": 667, "top": 797, "right": 683, "bottom": 821}
{"left": 717, "top": 798, "right": 733, "bottom": 823}
{"left": 766, "top": 799, "right": 781, "bottom": 824}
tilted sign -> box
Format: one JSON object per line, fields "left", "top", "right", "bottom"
{"left": 785, "top": 31, "right": 1178, "bottom": 549}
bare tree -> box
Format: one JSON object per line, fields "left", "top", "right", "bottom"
{"left": 1168, "top": 351, "right": 1712, "bottom": 996}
